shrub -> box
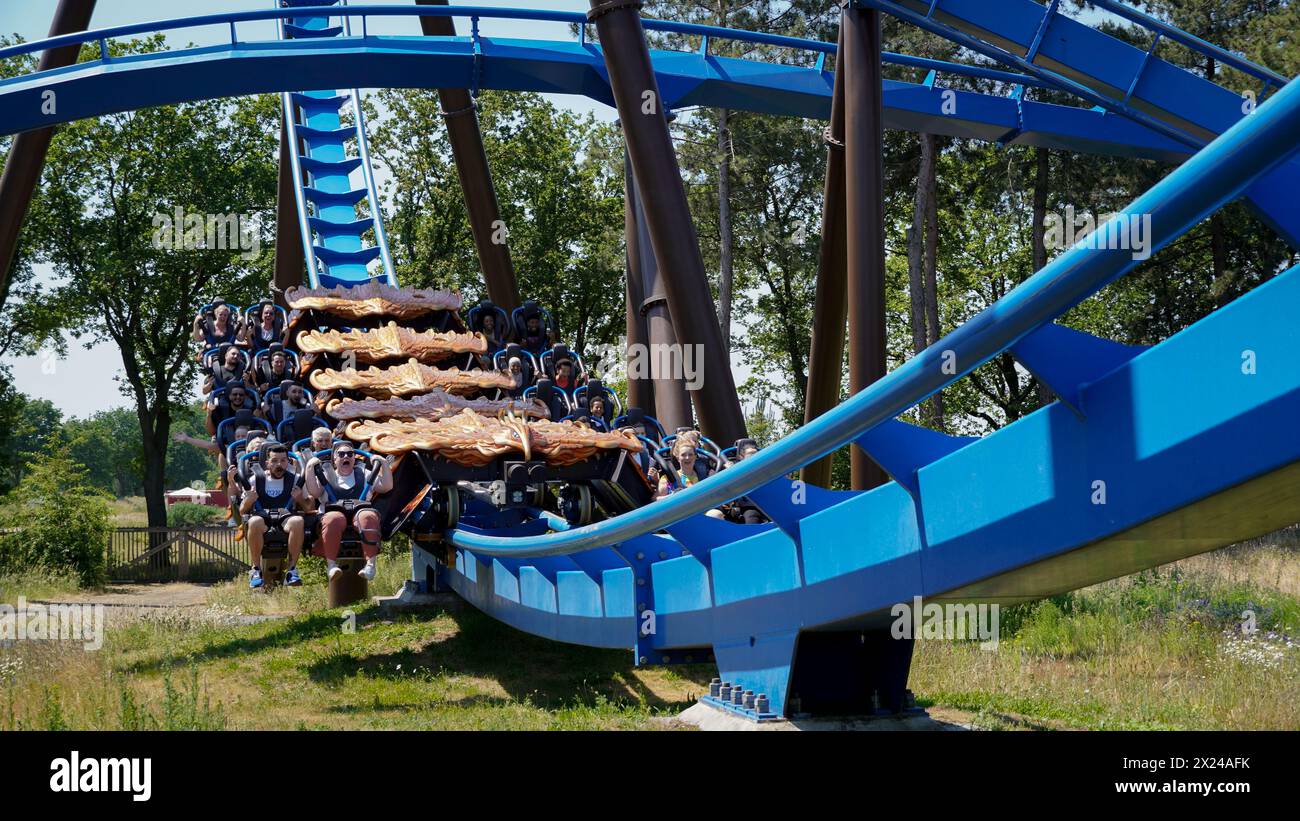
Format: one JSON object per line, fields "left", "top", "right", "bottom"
{"left": 0, "top": 444, "right": 111, "bottom": 587}
{"left": 166, "top": 502, "right": 222, "bottom": 529}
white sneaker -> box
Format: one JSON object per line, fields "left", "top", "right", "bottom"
{"left": 359, "top": 558, "right": 377, "bottom": 581}
{"left": 326, "top": 560, "right": 342, "bottom": 579}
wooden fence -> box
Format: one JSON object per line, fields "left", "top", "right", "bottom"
{"left": 106, "top": 527, "right": 250, "bottom": 583}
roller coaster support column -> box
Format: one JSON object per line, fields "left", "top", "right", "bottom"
{"left": 622, "top": 149, "right": 657, "bottom": 415}
{"left": 274, "top": 123, "right": 306, "bottom": 302}
{"left": 417, "top": 0, "right": 520, "bottom": 312}
{"left": 626, "top": 147, "right": 692, "bottom": 430}
{"left": 802, "top": 38, "right": 848, "bottom": 489}
{"left": 842, "top": 2, "right": 890, "bottom": 491}
{"left": 588, "top": 0, "right": 746, "bottom": 444}
{"left": 0, "top": 0, "right": 96, "bottom": 314}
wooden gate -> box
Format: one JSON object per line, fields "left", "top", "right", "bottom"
{"left": 106, "top": 527, "right": 251, "bottom": 582}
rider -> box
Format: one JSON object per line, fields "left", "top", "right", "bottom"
{"left": 585, "top": 394, "right": 611, "bottom": 431}
{"left": 193, "top": 301, "right": 239, "bottom": 348}
{"left": 480, "top": 312, "right": 504, "bottom": 354}
{"left": 554, "top": 357, "right": 577, "bottom": 393}
{"left": 206, "top": 380, "right": 260, "bottom": 437}
{"left": 656, "top": 433, "right": 725, "bottom": 519}
{"left": 204, "top": 344, "right": 247, "bottom": 394}
{"left": 226, "top": 430, "right": 268, "bottom": 539}
{"left": 269, "top": 379, "right": 310, "bottom": 425}
{"left": 252, "top": 346, "right": 292, "bottom": 392}
{"left": 725, "top": 438, "right": 767, "bottom": 525}
{"left": 310, "top": 427, "right": 334, "bottom": 452}
{"left": 239, "top": 443, "right": 308, "bottom": 589}
{"left": 304, "top": 442, "right": 394, "bottom": 581}
{"left": 521, "top": 315, "right": 549, "bottom": 357}
{"left": 243, "top": 302, "right": 284, "bottom": 353}
{"left": 505, "top": 356, "right": 528, "bottom": 398}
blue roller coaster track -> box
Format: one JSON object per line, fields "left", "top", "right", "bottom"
{"left": 278, "top": 1, "right": 398, "bottom": 289}
{"left": 1, "top": 1, "right": 1296, "bottom": 720}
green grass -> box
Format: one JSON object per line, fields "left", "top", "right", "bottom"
{"left": 3, "top": 534, "right": 1298, "bottom": 730}
{"left": 0, "top": 550, "right": 711, "bottom": 730}
{"left": 0, "top": 566, "right": 87, "bottom": 605}
{"left": 911, "top": 538, "right": 1300, "bottom": 730}
{"left": 109, "top": 496, "right": 151, "bottom": 527}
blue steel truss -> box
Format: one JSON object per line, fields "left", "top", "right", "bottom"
{"left": 0, "top": 4, "right": 1194, "bottom": 164}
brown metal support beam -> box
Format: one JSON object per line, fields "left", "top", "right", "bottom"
{"left": 273, "top": 119, "right": 306, "bottom": 304}
{"left": 587, "top": 0, "right": 746, "bottom": 444}
{"left": 801, "top": 39, "right": 848, "bottom": 489}
{"left": 622, "top": 150, "right": 656, "bottom": 415}
{"left": 417, "top": 0, "right": 520, "bottom": 311}
{"left": 628, "top": 153, "right": 691, "bottom": 431}
{"left": 0, "top": 0, "right": 97, "bottom": 314}
{"left": 842, "top": 5, "right": 889, "bottom": 490}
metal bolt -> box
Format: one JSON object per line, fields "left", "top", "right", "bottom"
{"left": 658, "top": 551, "right": 667, "bottom": 560}
{"left": 755, "top": 694, "right": 770, "bottom": 713}
{"left": 731, "top": 687, "right": 744, "bottom": 705}
{"left": 635, "top": 552, "right": 644, "bottom": 561}
{"left": 636, "top": 577, "right": 645, "bottom": 586}
{"left": 637, "top": 602, "right": 645, "bottom": 611}
{"left": 743, "top": 690, "right": 755, "bottom": 710}
{"left": 662, "top": 656, "right": 670, "bottom": 664}
{"left": 709, "top": 678, "right": 721, "bottom": 698}
{"left": 719, "top": 683, "right": 732, "bottom": 701}
{"left": 638, "top": 656, "right": 647, "bottom": 664}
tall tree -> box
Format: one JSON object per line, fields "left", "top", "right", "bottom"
{"left": 21, "top": 38, "right": 277, "bottom": 531}
{"left": 0, "top": 392, "right": 63, "bottom": 493}
{"left": 716, "top": 105, "right": 735, "bottom": 351}
{"left": 920, "top": 132, "right": 944, "bottom": 428}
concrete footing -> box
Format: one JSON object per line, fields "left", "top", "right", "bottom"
{"left": 674, "top": 700, "right": 969, "bottom": 731}
{"left": 372, "top": 580, "right": 462, "bottom": 613}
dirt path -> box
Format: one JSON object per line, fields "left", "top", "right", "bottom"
{"left": 29, "top": 582, "right": 214, "bottom": 608}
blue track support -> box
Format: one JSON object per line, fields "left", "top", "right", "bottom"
{"left": 1010, "top": 323, "right": 1149, "bottom": 416}
{"left": 277, "top": 1, "right": 396, "bottom": 288}
{"left": 858, "top": 0, "right": 1300, "bottom": 247}
{"left": 855, "top": 419, "right": 978, "bottom": 499}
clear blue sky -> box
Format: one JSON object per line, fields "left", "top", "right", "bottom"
{"left": 1, "top": 1, "right": 618, "bottom": 418}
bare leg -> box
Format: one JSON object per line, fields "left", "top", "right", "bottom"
{"left": 285, "top": 516, "right": 304, "bottom": 565}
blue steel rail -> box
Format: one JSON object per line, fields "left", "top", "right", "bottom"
{"left": 0, "top": 6, "right": 1192, "bottom": 162}
{"left": 277, "top": 0, "right": 397, "bottom": 288}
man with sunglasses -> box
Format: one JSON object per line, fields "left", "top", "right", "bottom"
{"left": 304, "top": 442, "right": 393, "bottom": 581}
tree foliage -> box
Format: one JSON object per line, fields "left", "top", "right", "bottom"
{"left": 0, "top": 443, "right": 111, "bottom": 586}
{"left": 17, "top": 37, "right": 278, "bottom": 527}
{"left": 369, "top": 90, "right": 627, "bottom": 354}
